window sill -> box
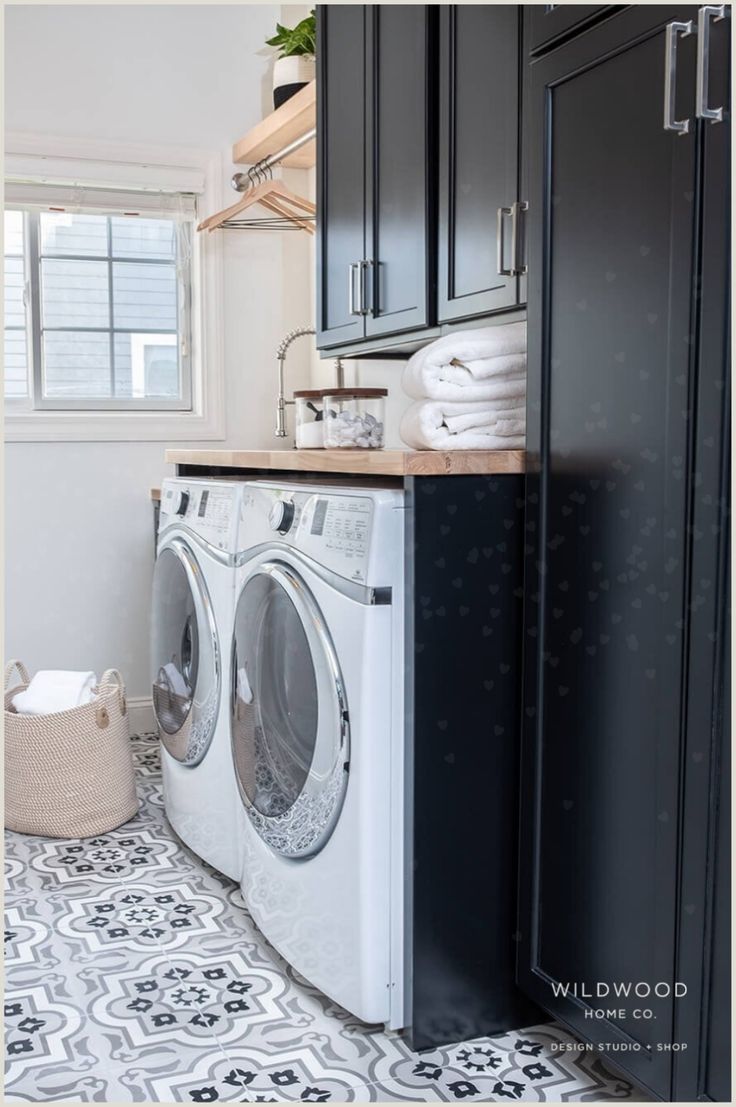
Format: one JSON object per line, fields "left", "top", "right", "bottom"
{"left": 4, "top": 406, "right": 225, "bottom": 443}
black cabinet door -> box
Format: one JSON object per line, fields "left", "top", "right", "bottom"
{"left": 671, "top": 10, "right": 731, "bottom": 1099}
{"left": 698, "top": 23, "right": 731, "bottom": 1101}
{"left": 704, "top": 647, "right": 731, "bottom": 1104}
{"left": 437, "top": 6, "right": 520, "bottom": 323}
{"left": 519, "top": 7, "right": 700, "bottom": 1099}
{"left": 527, "top": 5, "right": 616, "bottom": 54}
{"left": 316, "top": 5, "right": 367, "bottom": 348}
{"left": 364, "top": 5, "right": 435, "bottom": 338}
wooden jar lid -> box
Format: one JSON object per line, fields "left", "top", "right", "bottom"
{"left": 322, "top": 388, "right": 388, "bottom": 398}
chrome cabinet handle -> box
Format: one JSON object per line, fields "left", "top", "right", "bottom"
{"left": 664, "top": 20, "right": 695, "bottom": 134}
{"left": 511, "top": 201, "right": 529, "bottom": 276}
{"left": 360, "top": 260, "right": 373, "bottom": 317}
{"left": 497, "top": 206, "right": 513, "bottom": 276}
{"left": 348, "top": 262, "right": 361, "bottom": 316}
{"left": 697, "top": 5, "right": 726, "bottom": 122}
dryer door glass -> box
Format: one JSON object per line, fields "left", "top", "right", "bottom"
{"left": 232, "top": 561, "right": 349, "bottom": 859}
{"left": 151, "top": 541, "right": 220, "bottom": 766}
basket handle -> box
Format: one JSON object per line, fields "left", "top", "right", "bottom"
{"left": 5, "top": 659, "right": 30, "bottom": 691}
{"left": 98, "top": 668, "right": 127, "bottom": 716}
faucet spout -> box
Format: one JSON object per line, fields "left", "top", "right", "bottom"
{"left": 275, "top": 327, "right": 316, "bottom": 439}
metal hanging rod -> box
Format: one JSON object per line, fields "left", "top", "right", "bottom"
{"left": 220, "top": 214, "right": 316, "bottom": 231}
{"left": 231, "top": 128, "right": 316, "bottom": 193}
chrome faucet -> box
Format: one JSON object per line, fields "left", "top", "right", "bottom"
{"left": 275, "top": 327, "right": 345, "bottom": 439}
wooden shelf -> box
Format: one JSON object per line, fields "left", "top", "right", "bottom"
{"left": 232, "top": 81, "right": 316, "bottom": 169}
{"left": 165, "top": 448, "right": 526, "bottom": 477}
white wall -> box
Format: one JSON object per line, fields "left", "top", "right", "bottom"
{"left": 4, "top": 5, "right": 314, "bottom": 704}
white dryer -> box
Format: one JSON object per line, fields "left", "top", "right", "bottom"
{"left": 151, "top": 478, "right": 242, "bottom": 880}
{"left": 231, "top": 479, "right": 407, "bottom": 1029}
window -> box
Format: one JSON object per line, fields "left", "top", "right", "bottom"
{"left": 4, "top": 143, "right": 224, "bottom": 442}
{"left": 4, "top": 188, "right": 195, "bottom": 411}
{"left": 4, "top": 211, "right": 28, "bottom": 399}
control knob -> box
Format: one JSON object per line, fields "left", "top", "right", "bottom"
{"left": 175, "top": 491, "right": 190, "bottom": 516}
{"left": 268, "top": 499, "right": 295, "bottom": 534}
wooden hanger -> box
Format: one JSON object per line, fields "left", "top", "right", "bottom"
{"left": 198, "top": 178, "right": 316, "bottom": 235}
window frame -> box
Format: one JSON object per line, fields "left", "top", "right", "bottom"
{"left": 4, "top": 134, "right": 225, "bottom": 442}
{"left": 18, "top": 208, "right": 193, "bottom": 412}
{"left": 2, "top": 210, "right": 31, "bottom": 402}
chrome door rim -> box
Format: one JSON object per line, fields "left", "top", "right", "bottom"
{"left": 231, "top": 560, "right": 350, "bottom": 859}
{"left": 152, "top": 537, "right": 221, "bottom": 767}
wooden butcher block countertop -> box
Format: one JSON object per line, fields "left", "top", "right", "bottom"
{"left": 165, "top": 448, "right": 526, "bottom": 477}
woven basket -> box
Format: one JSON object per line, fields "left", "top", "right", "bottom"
{"left": 4, "top": 660, "right": 139, "bottom": 838}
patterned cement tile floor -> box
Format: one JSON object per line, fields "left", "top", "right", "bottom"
{"left": 5, "top": 734, "right": 649, "bottom": 1104}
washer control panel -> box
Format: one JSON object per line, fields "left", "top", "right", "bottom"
{"left": 160, "top": 480, "right": 237, "bottom": 550}
{"left": 243, "top": 485, "right": 375, "bottom": 582}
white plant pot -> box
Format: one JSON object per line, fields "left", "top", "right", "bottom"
{"left": 273, "top": 55, "right": 315, "bottom": 109}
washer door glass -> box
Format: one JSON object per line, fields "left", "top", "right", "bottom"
{"left": 231, "top": 561, "right": 349, "bottom": 859}
{"left": 151, "top": 541, "right": 220, "bottom": 766}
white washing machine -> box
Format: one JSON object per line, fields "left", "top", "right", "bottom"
{"left": 151, "top": 478, "right": 243, "bottom": 880}
{"left": 231, "top": 479, "right": 408, "bottom": 1029}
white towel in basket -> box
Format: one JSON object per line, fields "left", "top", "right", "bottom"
{"left": 13, "top": 670, "right": 96, "bottom": 716}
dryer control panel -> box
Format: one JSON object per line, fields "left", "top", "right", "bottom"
{"left": 299, "top": 493, "right": 372, "bottom": 568}
{"left": 242, "top": 484, "right": 382, "bottom": 583}
{"left": 159, "top": 479, "right": 239, "bottom": 551}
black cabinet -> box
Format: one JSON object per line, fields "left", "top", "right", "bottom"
{"left": 670, "top": 8, "right": 731, "bottom": 1096}
{"left": 316, "top": 5, "right": 435, "bottom": 349}
{"left": 364, "top": 6, "right": 435, "bottom": 339}
{"left": 409, "top": 474, "right": 541, "bottom": 1051}
{"left": 437, "top": 6, "right": 523, "bottom": 322}
{"left": 518, "top": 5, "right": 730, "bottom": 1101}
{"left": 315, "top": 5, "right": 366, "bottom": 348}
{"left": 317, "top": 4, "right": 524, "bottom": 355}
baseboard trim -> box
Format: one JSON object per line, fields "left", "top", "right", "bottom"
{"left": 128, "top": 696, "right": 156, "bottom": 736}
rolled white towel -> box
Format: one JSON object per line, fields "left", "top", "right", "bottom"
{"left": 13, "top": 670, "right": 97, "bottom": 716}
{"left": 400, "top": 400, "right": 526, "bottom": 451}
{"left": 403, "top": 365, "right": 526, "bottom": 404}
{"left": 443, "top": 405, "right": 526, "bottom": 436}
{"left": 403, "top": 322, "right": 527, "bottom": 402}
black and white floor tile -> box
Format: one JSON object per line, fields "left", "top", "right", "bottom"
{"left": 5, "top": 734, "right": 649, "bottom": 1103}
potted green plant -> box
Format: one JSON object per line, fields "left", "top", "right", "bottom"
{"left": 266, "top": 10, "right": 316, "bottom": 109}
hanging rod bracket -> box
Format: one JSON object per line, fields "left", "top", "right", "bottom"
{"left": 230, "top": 128, "right": 317, "bottom": 192}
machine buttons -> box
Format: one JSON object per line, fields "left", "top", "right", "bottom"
{"left": 269, "top": 498, "right": 296, "bottom": 534}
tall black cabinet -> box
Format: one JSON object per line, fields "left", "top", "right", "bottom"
{"left": 518, "top": 6, "right": 730, "bottom": 1101}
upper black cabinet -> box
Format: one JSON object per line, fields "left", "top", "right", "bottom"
{"left": 316, "top": 5, "right": 435, "bottom": 350}
{"left": 437, "top": 6, "right": 523, "bottom": 322}
{"left": 364, "top": 6, "right": 435, "bottom": 339}
{"left": 518, "top": 4, "right": 730, "bottom": 1100}
{"left": 315, "top": 5, "right": 366, "bottom": 348}
{"left": 316, "top": 5, "right": 524, "bottom": 354}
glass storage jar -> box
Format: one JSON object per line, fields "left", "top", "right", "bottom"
{"left": 322, "top": 388, "right": 387, "bottom": 449}
{"left": 294, "top": 390, "right": 327, "bottom": 449}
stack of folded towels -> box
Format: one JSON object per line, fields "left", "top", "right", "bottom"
{"left": 12, "top": 671, "right": 97, "bottom": 715}
{"left": 399, "top": 321, "right": 526, "bottom": 450}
